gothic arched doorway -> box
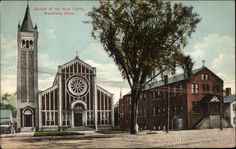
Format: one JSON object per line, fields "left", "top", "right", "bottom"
{"left": 71, "top": 100, "right": 87, "bottom": 127}
{"left": 22, "top": 108, "right": 34, "bottom": 127}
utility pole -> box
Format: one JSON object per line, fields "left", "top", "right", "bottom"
{"left": 164, "top": 75, "right": 169, "bottom": 133}
{"left": 220, "top": 95, "right": 223, "bottom": 130}
{"left": 167, "top": 84, "right": 170, "bottom": 133}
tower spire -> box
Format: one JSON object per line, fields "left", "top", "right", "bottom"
{"left": 19, "top": 1, "right": 35, "bottom": 32}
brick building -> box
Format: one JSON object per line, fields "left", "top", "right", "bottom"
{"left": 119, "top": 66, "right": 231, "bottom": 130}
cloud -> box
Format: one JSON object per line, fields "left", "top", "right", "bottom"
{"left": 81, "top": 42, "right": 113, "bottom": 64}
{"left": 38, "top": 53, "right": 58, "bottom": 72}
{"left": 38, "top": 53, "right": 58, "bottom": 90}
{"left": 38, "top": 75, "right": 56, "bottom": 90}
{"left": 188, "top": 34, "right": 235, "bottom": 93}
{"left": 0, "top": 35, "right": 17, "bottom": 62}
{"left": 85, "top": 59, "right": 122, "bottom": 81}
{"left": 1, "top": 35, "right": 17, "bottom": 94}
{"left": 46, "top": 29, "right": 56, "bottom": 39}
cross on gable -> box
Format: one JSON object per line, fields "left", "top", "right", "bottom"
{"left": 202, "top": 60, "right": 205, "bottom": 67}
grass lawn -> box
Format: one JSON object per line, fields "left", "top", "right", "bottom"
{"left": 96, "top": 129, "right": 129, "bottom": 134}
{"left": 34, "top": 131, "right": 84, "bottom": 137}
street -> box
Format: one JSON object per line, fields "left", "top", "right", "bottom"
{"left": 1, "top": 128, "right": 235, "bottom": 148}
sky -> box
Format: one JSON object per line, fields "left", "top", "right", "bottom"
{"left": 1, "top": 1, "right": 235, "bottom": 104}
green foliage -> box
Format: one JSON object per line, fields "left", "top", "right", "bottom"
{"left": 89, "top": 0, "right": 200, "bottom": 87}
{"left": 1, "top": 92, "right": 17, "bottom": 117}
{"left": 1, "top": 92, "right": 16, "bottom": 108}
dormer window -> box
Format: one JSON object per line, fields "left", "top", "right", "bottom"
{"left": 191, "top": 84, "right": 199, "bottom": 94}
{"left": 202, "top": 74, "right": 209, "bottom": 80}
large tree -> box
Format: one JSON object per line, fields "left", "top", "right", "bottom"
{"left": 89, "top": 0, "right": 201, "bottom": 134}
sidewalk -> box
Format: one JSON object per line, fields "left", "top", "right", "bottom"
{"left": 0, "top": 132, "right": 35, "bottom": 138}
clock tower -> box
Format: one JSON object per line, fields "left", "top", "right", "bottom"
{"left": 16, "top": 3, "right": 38, "bottom": 131}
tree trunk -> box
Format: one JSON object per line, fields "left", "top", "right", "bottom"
{"left": 130, "top": 88, "right": 139, "bottom": 134}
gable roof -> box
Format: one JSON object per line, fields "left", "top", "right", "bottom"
{"left": 60, "top": 56, "right": 95, "bottom": 71}
{"left": 144, "top": 67, "right": 204, "bottom": 90}
{"left": 45, "top": 56, "right": 95, "bottom": 89}
{"left": 224, "top": 94, "right": 235, "bottom": 103}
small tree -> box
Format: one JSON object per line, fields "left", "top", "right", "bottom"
{"left": 89, "top": 0, "right": 201, "bottom": 134}
{"left": 1, "top": 93, "right": 11, "bottom": 104}
{"left": 1, "top": 93, "right": 17, "bottom": 117}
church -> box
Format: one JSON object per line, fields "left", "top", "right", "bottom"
{"left": 16, "top": 4, "right": 114, "bottom": 132}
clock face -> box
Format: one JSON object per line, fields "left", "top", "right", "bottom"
{"left": 67, "top": 76, "right": 89, "bottom": 97}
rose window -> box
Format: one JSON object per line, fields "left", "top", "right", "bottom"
{"left": 67, "top": 76, "right": 89, "bottom": 96}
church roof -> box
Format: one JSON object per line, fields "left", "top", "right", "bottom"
{"left": 20, "top": 4, "right": 35, "bottom": 32}
{"left": 60, "top": 56, "right": 95, "bottom": 71}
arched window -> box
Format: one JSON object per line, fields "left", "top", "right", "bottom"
{"left": 26, "top": 40, "right": 29, "bottom": 48}
{"left": 74, "top": 103, "right": 84, "bottom": 110}
{"left": 22, "top": 40, "right": 26, "bottom": 48}
{"left": 30, "top": 40, "right": 33, "bottom": 48}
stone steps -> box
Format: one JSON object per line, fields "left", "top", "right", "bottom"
{"left": 195, "top": 116, "right": 231, "bottom": 129}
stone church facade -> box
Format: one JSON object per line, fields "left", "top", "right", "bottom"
{"left": 16, "top": 4, "right": 114, "bottom": 132}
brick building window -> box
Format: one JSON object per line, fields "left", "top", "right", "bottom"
{"left": 143, "top": 94, "right": 146, "bottom": 100}
{"left": 173, "top": 86, "right": 176, "bottom": 96}
{"left": 202, "top": 74, "right": 209, "bottom": 80}
{"left": 156, "top": 91, "right": 160, "bottom": 99}
{"left": 152, "top": 92, "right": 155, "bottom": 100}
{"left": 143, "top": 108, "right": 146, "bottom": 117}
{"left": 153, "top": 107, "right": 155, "bottom": 116}
{"left": 160, "top": 91, "right": 163, "bottom": 97}
{"left": 191, "top": 84, "right": 199, "bottom": 94}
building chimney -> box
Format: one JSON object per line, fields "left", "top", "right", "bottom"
{"left": 225, "top": 88, "right": 231, "bottom": 96}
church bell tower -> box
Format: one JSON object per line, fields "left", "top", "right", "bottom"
{"left": 16, "top": 3, "right": 38, "bottom": 131}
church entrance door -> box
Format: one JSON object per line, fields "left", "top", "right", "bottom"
{"left": 25, "top": 115, "right": 32, "bottom": 127}
{"left": 74, "top": 112, "right": 83, "bottom": 126}
{"left": 23, "top": 108, "right": 33, "bottom": 127}
{"left": 71, "top": 101, "right": 87, "bottom": 128}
